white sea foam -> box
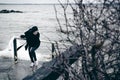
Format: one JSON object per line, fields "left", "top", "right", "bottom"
{"left": 0, "top": 36, "right": 51, "bottom": 61}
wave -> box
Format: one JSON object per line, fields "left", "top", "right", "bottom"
{"left": 0, "top": 36, "right": 50, "bottom": 61}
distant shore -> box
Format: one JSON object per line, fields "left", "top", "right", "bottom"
{"left": 0, "top": 9, "right": 23, "bottom": 13}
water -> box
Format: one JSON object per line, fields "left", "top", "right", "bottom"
{"left": 0, "top": 4, "right": 64, "bottom": 60}
{"left": 0, "top": 5, "right": 58, "bottom": 44}
{"left": 0, "top": 4, "right": 73, "bottom": 61}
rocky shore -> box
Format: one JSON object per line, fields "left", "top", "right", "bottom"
{"left": 0, "top": 57, "right": 42, "bottom": 80}
{"left": 0, "top": 9, "right": 23, "bottom": 13}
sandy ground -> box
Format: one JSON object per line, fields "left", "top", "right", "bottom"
{"left": 0, "top": 57, "right": 43, "bottom": 80}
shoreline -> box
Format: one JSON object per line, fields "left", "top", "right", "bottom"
{"left": 0, "top": 56, "right": 42, "bottom": 80}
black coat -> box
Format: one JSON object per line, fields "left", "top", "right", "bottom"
{"left": 25, "top": 29, "right": 40, "bottom": 47}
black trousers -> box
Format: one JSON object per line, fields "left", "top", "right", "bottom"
{"left": 28, "top": 46, "right": 39, "bottom": 63}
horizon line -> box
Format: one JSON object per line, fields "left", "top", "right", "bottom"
{"left": 0, "top": 2, "right": 75, "bottom": 4}
{"left": 0, "top": 2, "right": 118, "bottom": 5}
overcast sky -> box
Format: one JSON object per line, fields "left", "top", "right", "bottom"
{"left": 0, "top": 0, "right": 73, "bottom": 4}
{"left": 0, "top": 0, "right": 100, "bottom": 4}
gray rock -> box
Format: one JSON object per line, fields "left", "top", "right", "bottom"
{"left": 0, "top": 9, "right": 23, "bottom": 13}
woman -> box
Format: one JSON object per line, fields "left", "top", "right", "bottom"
{"left": 24, "top": 26, "right": 40, "bottom": 67}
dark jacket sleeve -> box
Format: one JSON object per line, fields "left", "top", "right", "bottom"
{"left": 24, "top": 29, "right": 32, "bottom": 49}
